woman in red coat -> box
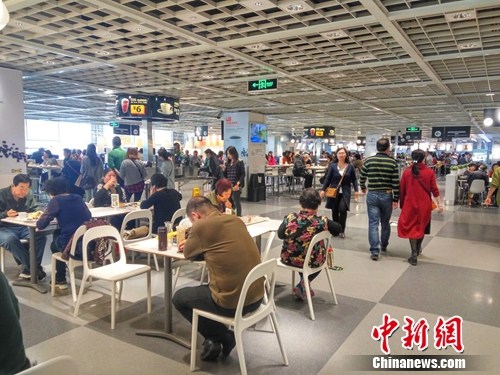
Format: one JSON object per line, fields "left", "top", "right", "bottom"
{"left": 398, "top": 149, "right": 443, "bottom": 266}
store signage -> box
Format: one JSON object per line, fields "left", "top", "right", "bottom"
{"left": 109, "top": 121, "right": 119, "bottom": 127}
{"left": 431, "top": 126, "right": 469, "bottom": 141}
{"left": 113, "top": 124, "right": 140, "bottom": 136}
{"left": 405, "top": 131, "right": 422, "bottom": 141}
{"left": 247, "top": 78, "right": 278, "bottom": 92}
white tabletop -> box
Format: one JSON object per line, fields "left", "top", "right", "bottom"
{"left": 125, "top": 238, "right": 186, "bottom": 260}
{"left": 245, "top": 219, "right": 281, "bottom": 238}
{"left": 1, "top": 217, "right": 39, "bottom": 228}
{"left": 89, "top": 206, "right": 137, "bottom": 218}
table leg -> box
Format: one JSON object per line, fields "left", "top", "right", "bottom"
{"left": 136, "top": 256, "right": 190, "bottom": 348}
{"left": 12, "top": 227, "right": 47, "bottom": 294}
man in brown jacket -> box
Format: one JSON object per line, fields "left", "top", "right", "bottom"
{"left": 173, "top": 196, "right": 263, "bottom": 361}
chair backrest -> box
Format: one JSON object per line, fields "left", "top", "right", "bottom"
{"left": 284, "top": 167, "right": 294, "bottom": 177}
{"left": 69, "top": 225, "right": 88, "bottom": 257}
{"left": 120, "top": 209, "right": 153, "bottom": 243}
{"left": 469, "top": 179, "right": 485, "bottom": 194}
{"left": 87, "top": 198, "right": 95, "bottom": 208}
{"left": 82, "top": 225, "right": 126, "bottom": 266}
{"left": 235, "top": 259, "right": 277, "bottom": 323}
{"left": 171, "top": 207, "right": 186, "bottom": 226}
{"left": 303, "top": 230, "right": 331, "bottom": 273}
{"left": 17, "top": 355, "right": 78, "bottom": 374}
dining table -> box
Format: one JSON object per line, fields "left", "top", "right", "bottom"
{"left": 1, "top": 216, "right": 55, "bottom": 293}
{"left": 125, "top": 216, "right": 281, "bottom": 348}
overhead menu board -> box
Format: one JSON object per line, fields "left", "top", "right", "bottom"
{"left": 115, "top": 94, "right": 180, "bottom": 121}
{"left": 303, "top": 126, "right": 335, "bottom": 139}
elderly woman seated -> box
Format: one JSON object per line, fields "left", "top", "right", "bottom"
{"left": 278, "top": 188, "right": 341, "bottom": 300}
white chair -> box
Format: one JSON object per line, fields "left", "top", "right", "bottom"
{"left": 17, "top": 355, "right": 78, "bottom": 374}
{"left": 120, "top": 209, "right": 159, "bottom": 272}
{"left": 51, "top": 225, "right": 92, "bottom": 304}
{"left": 190, "top": 259, "right": 288, "bottom": 375}
{"left": 74, "top": 225, "right": 152, "bottom": 329}
{"left": 278, "top": 231, "right": 338, "bottom": 321}
{"left": 1, "top": 239, "right": 29, "bottom": 273}
{"left": 171, "top": 208, "right": 207, "bottom": 289}
{"left": 468, "top": 179, "right": 486, "bottom": 205}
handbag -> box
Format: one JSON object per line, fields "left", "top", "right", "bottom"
{"left": 325, "top": 166, "right": 347, "bottom": 198}
{"left": 74, "top": 174, "right": 83, "bottom": 188}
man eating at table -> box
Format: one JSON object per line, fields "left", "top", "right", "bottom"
{"left": 0, "top": 174, "right": 47, "bottom": 280}
{"left": 173, "top": 196, "right": 264, "bottom": 361}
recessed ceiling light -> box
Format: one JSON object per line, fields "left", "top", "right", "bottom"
{"left": 283, "top": 59, "right": 301, "bottom": 66}
{"left": 202, "top": 75, "right": 213, "bottom": 79}
{"left": 278, "top": 1, "right": 313, "bottom": 13}
{"left": 445, "top": 10, "right": 476, "bottom": 22}
{"left": 176, "top": 10, "right": 210, "bottom": 24}
{"left": 459, "top": 42, "right": 481, "bottom": 49}
{"left": 136, "top": 27, "right": 143, "bottom": 31}
{"left": 405, "top": 77, "right": 420, "bottom": 82}
{"left": 240, "top": 0, "right": 275, "bottom": 10}
{"left": 335, "top": 99, "right": 345, "bottom": 102}
{"left": 246, "top": 43, "right": 270, "bottom": 50}
{"left": 372, "top": 78, "right": 387, "bottom": 83}
{"left": 95, "top": 50, "right": 110, "bottom": 56}
{"left": 237, "top": 70, "right": 251, "bottom": 75}
{"left": 411, "top": 93, "right": 425, "bottom": 97}
{"left": 44, "top": 60, "right": 55, "bottom": 65}
{"left": 320, "top": 29, "right": 348, "bottom": 39}
{"left": 331, "top": 73, "right": 346, "bottom": 78}
{"left": 356, "top": 54, "right": 375, "bottom": 61}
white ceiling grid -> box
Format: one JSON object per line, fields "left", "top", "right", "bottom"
{"left": 1, "top": 0, "right": 500, "bottom": 140}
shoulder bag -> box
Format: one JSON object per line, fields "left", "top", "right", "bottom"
{"left": 414, "top": 176, "right": 437, "bottom": 210}
{"left": 325, "top": 165, "right": 347, "bottom": 198}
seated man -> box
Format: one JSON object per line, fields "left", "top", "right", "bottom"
{"left": 140, "top": 173, "right": 182, "bottom": 233}
{"left": 173, "top": 197, "right": 263, "bottom": 361}
{"left": 467, "top": 164, "right": 489, "bottom": 206}
{"left": 0, "top": 174, "right": 47, "bottom": 280}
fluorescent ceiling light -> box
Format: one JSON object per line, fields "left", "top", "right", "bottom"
{"left": 245, "top": 43, "right": 270, "bottom": 50}
{"left": 478, "top": 133, "right": 491, "bottom": 142}
{"left": 240, "top": 0, "right": 275, "bottom": 11}
{"left": 320, "top": 29, "right": 347, "bottom": 39}
{"left": 331, "top": 73, "right": 346, "bottom": 78}
{"left": 458, "top": 42, "right": 481, "bottom": 49}
{"left": 355, "top": 54, "right": 375, "bottom": 61}
{"left": 445, "top": 10, "right": 476, "bottom": 22}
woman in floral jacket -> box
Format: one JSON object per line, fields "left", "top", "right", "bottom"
{"left": 278, "top": 188, "right": 341, "bottom": 300}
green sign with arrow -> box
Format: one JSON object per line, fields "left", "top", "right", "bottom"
{"left": 248, "top": 78, "right": 278, "bottom": 92}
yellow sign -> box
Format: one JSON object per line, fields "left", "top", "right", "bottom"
{"left": 131, "top": 104, "right": 146, "bottom": 115}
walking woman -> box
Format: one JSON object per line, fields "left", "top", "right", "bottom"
{"left": 320, "top": 147, "right": 359, "bottom": 238}
{"left": 398, "top": 149, "right": 443, "bottom": 266}
{"left": 120, "top": 147, "right": 146, "bottom": 202}
{"left": 80, "top": 143, "right": 103, "bottom": 202}
{"left": 158, "top": 148, "right": 175, "bottom": 189}
{"left": 224, "top": 146, "right": 245, "bottom": 216}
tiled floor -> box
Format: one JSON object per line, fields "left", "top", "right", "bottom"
{"left": 3, "top": 182, "right": 500, "bottom": 374}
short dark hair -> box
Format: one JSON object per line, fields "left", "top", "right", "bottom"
{"left": 112, "top": 136, "right": 121, "bottom": 147}
{"left": 13, "top": 174, "right": 31, "bottom": 186}
{"left": 45, "top": 177, "right": 69, "bottom": 196}
{"left": 299, "top": 188, "right": 322, "bottom": 210}
{"left": 376, "top": 138, "right": 390, "bottom": 152}
{"left": 63, "top": 148, "right": 71, "bottom": 154}
{"left": 150, "top": 173, "right": 168, "bottom": 188}
{"left": 186, "top": 196, "right": 215, "bottom": 216}
{"left": 44, "top": 150, "right": 53, "bottom": 158}
{"left": 215, "top": 178, "right": 233, "bottom": 195}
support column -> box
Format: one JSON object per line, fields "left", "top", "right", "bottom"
{"left": 142, "top": 118, "right": 154, "bottom": 162}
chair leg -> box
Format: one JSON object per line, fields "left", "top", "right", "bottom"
{"left": 153, "top": 254, "right": 159, "bottom": 272}
{"left": 117, "top": 280, "right": 123, "bottom": 302}
{"left": 0, "top": 247, "right": 4, "bottom": 273}
{"left": 111, "top": 282, "right": 116, "bottom": 330}
{"left": 74, "top": 272, "right": 89, "bottom": 317}
{"left": 234, "top": 327, "right": 247, "bottom": 375}
{"left": 146, "top": 271, "right": 151, "bottom": 314}
{"left": 51, "top": 256, "right": 57, "bottom": 297}
{"left": 302, "top": 276, "right": 315, "bottom": 321}
{"left": 68, "top": 264, "right": 78, "bottom": 305}
{"left": 325, "top": 268, "right": 338, "bottom": 305}
{"left": 190, "top": 312, "right": 199, "bottom": 372}
{"left": 270, "top": 311, "right": 289, "bottom": 366}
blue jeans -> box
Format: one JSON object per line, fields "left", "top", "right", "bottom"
{"left": 366, "top": 191, "right": 393, "bottom": 255}
{"left": 0, "top": 226, "right": 47, "bottom": 272}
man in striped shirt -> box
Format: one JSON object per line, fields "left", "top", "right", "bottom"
{"left": 359, "top": 138, "right": 400, "bottom": 261}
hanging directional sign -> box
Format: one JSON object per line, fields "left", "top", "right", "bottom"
{"left": 247, "top": 78, "right": 278, "bottom": 92}
{"left": 406, "top": 126, "right": 420, "bottom": 132}
{"left": 113, "top": 124, "right": 140, "bottom": 136}
{"left": 431, "top": 126, "right": 469, "bottom": 141}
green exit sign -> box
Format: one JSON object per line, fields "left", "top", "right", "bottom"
{"left": 109, "top": 121, "right": 119, "bottom": 127}
{"left": 248, "top": 78, "right": 278, "bottom": 92}
{"left": 406, "top": 126, "right": 420, "bottom": 132}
